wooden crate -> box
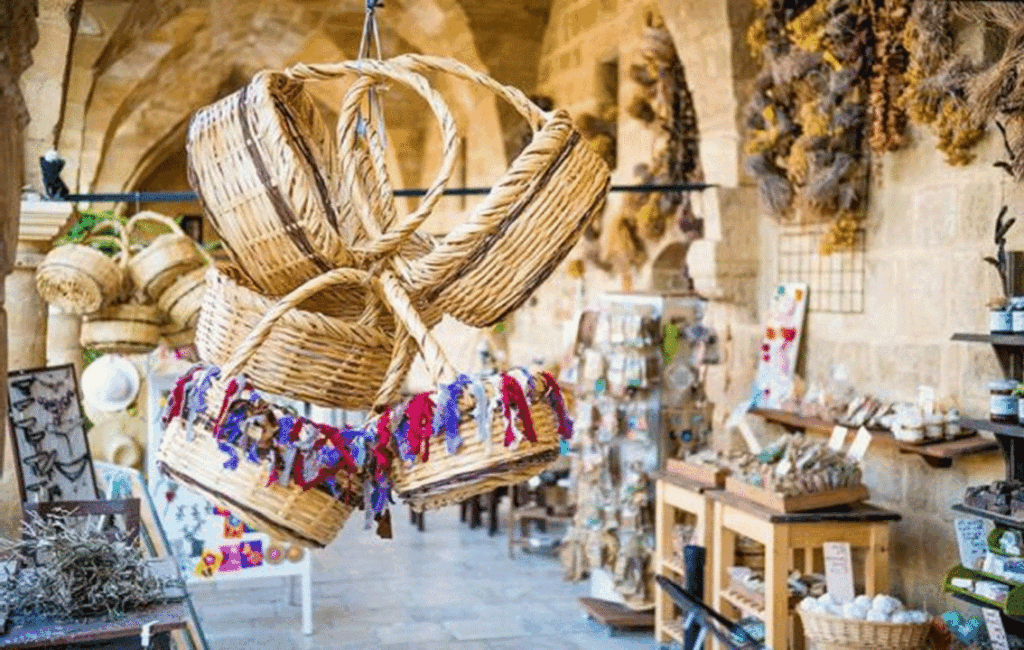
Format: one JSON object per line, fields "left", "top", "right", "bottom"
{"left": 724, "top": 477, "right": 869, "bottom": 513}
{"left": 665, "top": 458, "right": 728, "bottom": 488}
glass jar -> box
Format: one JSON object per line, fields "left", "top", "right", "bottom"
{"left": 990, "top": 380, "right": 1020, "bottom": 423}
{"left": 1012, "top": 297, "right": 1024, "bottom": 333}
{"left": 992, "top": 306, "right": 1013, "bottom": 333}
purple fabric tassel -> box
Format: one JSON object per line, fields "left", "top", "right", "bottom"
{"left": 441, "top": 375, "right": 472, "bottom": 454}
{"left": 219, "top": 441, "right": 239, "bottom": 470}
{"left": 471, "top": 378, "right": 490, "bottom": 445}
{"left": 277, "top": 414, "right": 295, "bottom": 446}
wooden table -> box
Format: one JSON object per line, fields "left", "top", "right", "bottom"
{"left": 654, "top": 472, "right": 717, "bottom": 647}
{"left": 708, "top": 490, "right": 900, "bottom": 650}
{"left": 0, "top": 601, "right": 189, "bottom": 649}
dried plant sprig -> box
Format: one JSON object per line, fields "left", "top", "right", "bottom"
{"left": 0, "top": 511, "right": 180, "bottom": 622}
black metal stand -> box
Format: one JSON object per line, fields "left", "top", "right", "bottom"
{"left": 655, "top": 574, "right": 765, "bottom": 650}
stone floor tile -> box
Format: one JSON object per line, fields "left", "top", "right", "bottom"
{"left": 444, "top": 618, "right": 530, "bottom": 641}
{"left": 378, "top": 621, "right": 453, "bottom": 644}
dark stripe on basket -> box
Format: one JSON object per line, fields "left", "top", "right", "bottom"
{"left": 398, "top": 447, "right": 561, "bottom": 499}
{"left": 482, "top": 175, "right": 609, "bottom": 326}
{"left": 238, "top": 85, "right": 332, "bottom": 273}
{"left": 268, "top": 86, "right": 340, "bottom": 233}
{"left": 186, "top": 146, "right": 246, "bottom": 268}
{"left": 424, "top": 129, "right": 583, "bottom": 300}
{"left": 164, "top": 281, "right": 203, "bottom": 313}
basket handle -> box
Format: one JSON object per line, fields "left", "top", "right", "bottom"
{"left": 219, "top": 267, "right": 388, "bottom": 379}
{"left": 124, "top": 211, "right": 186, "bottom": 250}
{"left": 82, "top": 220, "right": 129, "bottom": 268}
{"left": 286, "top": 59, "right": 461, "bottom": 262}
{"left": 376, "top": 270, "right": 455, "bottom": 386}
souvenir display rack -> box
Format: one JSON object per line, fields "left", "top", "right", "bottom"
{"left": 565, "top": 292, "right": 706, "bottom": 612}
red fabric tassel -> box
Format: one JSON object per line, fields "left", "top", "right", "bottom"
{"left": 162, "top": 367, "right": 199, "bottom": 425}
{"left": 541, "top": 372, "right": 572, "bottom": 439}
{"left": 501, "top": 374, "right": 536, "bottom": 446}
{"left": 213, "top": 378, "right": 242, "bottom": 429}
{"left": 373, "top": 408, "right": 392, "bottom": 480}
{"left": 406, "top": 393, "right": 435, "bottom": 462}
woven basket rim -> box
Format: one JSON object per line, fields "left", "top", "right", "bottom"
{"left": 797, "top": 606, "right": 931, "bottom": 631}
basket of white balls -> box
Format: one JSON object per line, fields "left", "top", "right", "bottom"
{"left": 798, "top": 592, "right": 931, "bottom": 650}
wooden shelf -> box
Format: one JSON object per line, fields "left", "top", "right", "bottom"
{"left": 953, "top": 333, "right": 1024, "bottom": 347}
{"left": 960, "top": 417, "right": 1024, "bottom": 439}
{"left": 720, "top": 588, "right": 765, "bottom": 618}
{"left": 661, "top": 559, "right": 686, "bottom": 577}
{"left": 953, "top": 503, "right": 1024, "bottom": 530}
{"left": 751, "top": 409, "right": 999, "bottom": 468}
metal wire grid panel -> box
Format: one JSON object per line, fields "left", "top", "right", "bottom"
{"left": 777, "top": 223, "right": 865, "bottom": 313}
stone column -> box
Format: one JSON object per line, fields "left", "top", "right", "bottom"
{"left": 47, "top": 305, "right": 82, "bottom": 377}
{"left": 7, "top": 240, "right": 49, "bottom": 371}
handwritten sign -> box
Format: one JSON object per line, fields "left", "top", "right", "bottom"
{"left": 955, "top": 518, "right": 991, "bottom": 570}
{"left": 823, "top": 542, "right": 855, "bottom": 604}
{"left": 845, "top": 427, "right": 872, "bottom": 463}
{"left": 6, "top": 364, "right": 97, "bottom": 502}
{"left": 828, "top": 426, "right": 848, "bottom": 451}
{"left": 984, "top": 608, "right": 1010, "bottom": 650}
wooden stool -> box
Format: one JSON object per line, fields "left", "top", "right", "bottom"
{"left": 708, "top": 490, "right": 900, "bottom": 650}
{"left": 654, "top": 474, "right": 716, "bottom": 646}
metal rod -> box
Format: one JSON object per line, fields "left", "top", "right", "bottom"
{"left": 60, "top": 182, "right": 713, "bottom": 204}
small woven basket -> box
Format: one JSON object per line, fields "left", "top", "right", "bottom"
{"left": 320, "top": 54, "right": 611, "bottom": 328}
{"left": 80, "top": 303, "right": 164, "bottom": 355}
{"left": 126, "top": 212, "right": 207, "bottom": 301}
{"left": 798, "top": 608, "right": 930, "bottom": 650}
{"left": 157, "top": 265, "right": 209, "bottom": 330}
{"left": 158, "top": 418, "right": 360, "bottom": 548}
{"left": 35, "top": 220, "right": 127, "bottom": 315}
{"left": 194, "top": 266, "right": 434, "bottom": 410}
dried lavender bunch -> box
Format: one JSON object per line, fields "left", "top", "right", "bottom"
{"left": 0, "top": 511, "right": 179, "bottom": 622}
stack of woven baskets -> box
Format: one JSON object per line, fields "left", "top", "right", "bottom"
{"left": 156, "top": 53, "right": 610, "bottom": 546}
{"left": 36, "top": 212, "right": 212, "bottom": 354}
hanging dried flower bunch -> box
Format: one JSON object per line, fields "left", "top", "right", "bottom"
{"left": 867, "top": 0, "right": 910, "bottom": 152}
{"left": 744, "top": 0, "right": 872, "bottom": 254}
{"left": 603, "top": 12, "right": 702, "bottom": 271}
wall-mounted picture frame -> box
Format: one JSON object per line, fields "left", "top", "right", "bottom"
{"left": 7, "top": 363, "right": 98, "bottom": 503}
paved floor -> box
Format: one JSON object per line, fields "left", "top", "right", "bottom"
{"left": 190, "top": 505, "right": 656, "bottom": 649}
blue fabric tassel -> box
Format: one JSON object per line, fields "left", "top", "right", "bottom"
{"left": 219, "top": 441, "right": 239, "bottom": 470}
{"left": 471, "top": 378, "right": 490, "bottom": 444}
{"left": 441, "top": 374, "right": 472, "bottom": 454}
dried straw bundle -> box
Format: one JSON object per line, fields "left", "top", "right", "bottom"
{"left": 0, "top": 512, "right": 177, "bottom": 621}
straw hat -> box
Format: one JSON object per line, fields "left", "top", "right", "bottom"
{"left": 81, "top": 355, "right": 140, "bottom": 412}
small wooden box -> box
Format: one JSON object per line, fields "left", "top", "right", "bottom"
{"left": 665, "top": 458, "right": 728, "bottom": 488}
{"left": 724, "top": 477, "right": 870, "bottom": 513}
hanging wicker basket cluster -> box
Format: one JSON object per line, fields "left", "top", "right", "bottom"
{"left": 158, "top": 53, "right": 610, "bottom": 546}
{"left": 36, "top": 213, "right": 212, "bottom": 354}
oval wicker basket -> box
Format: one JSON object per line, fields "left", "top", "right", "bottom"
{"left": 375, "top": 274, "right": 570, "bottom": 511}
{"left": 158, "top": 265, "right": 209, "bottom": 330}
{"left": 126, "top": 212, "right": 207, "bottom": 301}
{"left": 322, "top": 54, "right": 610, "bottom": 328}
{"left": 186, "top": 70, "right": 352, "bottom": 303}
{"left": 798, "top": 608, "right": 930, "bottom": 650}
{"left": 194, "top": 266, "right": 436, "bottom": 410}
{"left": 159, "top": 320, "right": 195, "bottom": 350}
{"left": 35, "top": 220, "right": 127, "bottom": 315}
{"left": 80, "top": 303, "right": 164, "bottom": 355}
{"left": 158, "top": 417, "right": 360, "bottom": 548}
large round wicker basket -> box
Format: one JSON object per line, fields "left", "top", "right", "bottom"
{"left": 158, "top": 266, "right": 208, "bottom": 330}
{"left": 35, "top": 221, "right": 127, "bottom": 315}
{"left": 80, "top": 303, "right": 164, "bottom": 355}
{"left": 798, "top": 608, "right": 930, "bottom": 650}
{"left": 158, "top": 418, "right": 359, "bottom": 548}
{"left": 194, "top": 266, "right": 434, "bottom": 409}
{"left": 125, "top": 212, "right": 207, "bottom": 301}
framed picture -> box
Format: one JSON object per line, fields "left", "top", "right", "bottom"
{"left": 7, "top": 363, "right": 98, "bottom": 503}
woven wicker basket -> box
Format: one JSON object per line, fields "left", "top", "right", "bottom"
{"left": 158, "top": 418, "right": 359, "bottom": 548}
{"left": 157, "top": 265, "right": 209, "bottom": 330}
{"left": 798, "top": 608, "right": 930, "bottom": 650}
{"left": 375, "top": 274, "right": 568, "bottom": 511}
{"left": 36, "top": 220, "right": 127, "bottom": 315}
{"left": 186, "top": 70, "right": 353, "bottom": 304}
{"left": 320, "top": 54, "right": 611, "bottom": 328}
{"left": 80, "top": 303, "right": 164, "bottom": 355}
{"left": 194, "top": 266, "right": 434, "bottom": 410}
{"left": 159, "top": 321, "right": 195, "bottom": 350}
{"left": 126, "top": 212, "right": 207, "bottom": 301}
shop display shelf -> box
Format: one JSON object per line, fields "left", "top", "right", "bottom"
{"left": 960, "top": 417, "right": 1024, "bottom": 439}
{"left": 720, "top": 588, "right": 766, "bottom": 618}
{"left": 953, "top": 333, "right": 1024, "bottom": 347}
{"left": 952, "top": 503, "right": 1024, "bottom": 530}
{"left": 662, "top": 558, "right": 687, "bottom": 578}
{"left": 751, "top": 408, "right": 998, "bottom": 468}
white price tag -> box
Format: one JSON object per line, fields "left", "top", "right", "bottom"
{"left": 828, "top": 425, "right": 848, "bottom": 451}
{"left": 846, "top": 427, "right": 872, "bottom": 462}
{"left": 955, "top": 518, "right": 992, "bottom": 570}
{"left": 823, "top": 542, "right": 855, "bottom": 604}
{"left": 984, "top": 608, "right": 1010, "bottom": 650}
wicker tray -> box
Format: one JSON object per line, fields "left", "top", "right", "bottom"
{"left": 798, "top": 607, "right": 929, "bottom": 650}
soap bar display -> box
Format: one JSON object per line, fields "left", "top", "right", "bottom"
{"left": 965, "top": 481, "right": 1024, "bottom": 518}
{"left": 720, "top": 434, "right": 862, "bottom": 497}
